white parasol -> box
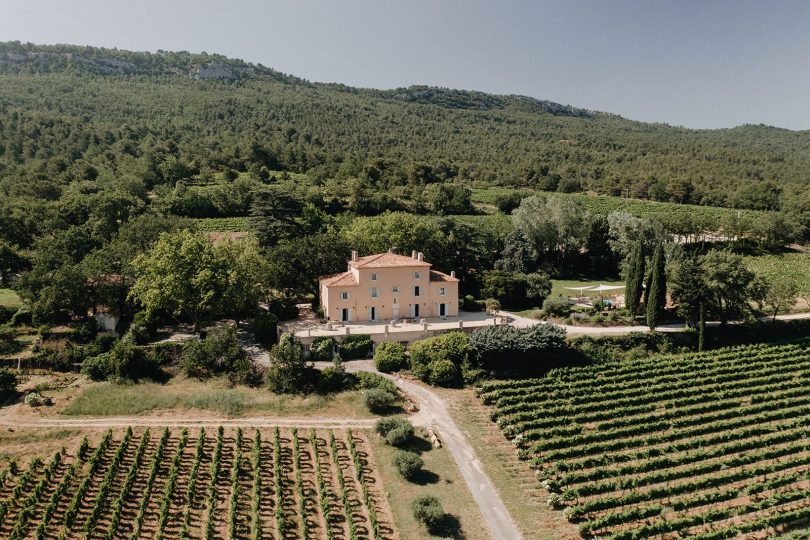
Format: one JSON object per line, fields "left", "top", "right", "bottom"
{"left": 564, "top": 285, "right": 596, "bottom": 297}
{"left": 589, "top": 283, "right": 626, "bottom": 300}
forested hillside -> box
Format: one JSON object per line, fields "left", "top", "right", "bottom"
{"left": 1, "top": 41, "right": 809, "bottom": 219}
{"left": 1, "top": 42, "right": 809, "bottom": 326}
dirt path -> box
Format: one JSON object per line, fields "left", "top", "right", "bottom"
{"left": 334, "top": 360, "right": 523, "bottom": 540}
{"left": 0, "top": 415, "right": 377, "bottom": 429}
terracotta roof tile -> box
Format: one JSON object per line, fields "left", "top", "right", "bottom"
{"left": 430, "top": 270, "right": 460, "bottom": 282}
{"left": 350, "top": 252, "right": 431, "bottom": 268}
{"left": 319, "top": 271, "right": 358, "bottom": 287}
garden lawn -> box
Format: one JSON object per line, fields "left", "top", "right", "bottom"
{"left": 0, "top": 288, "right": 22, "bottom": 307}
{"left": 63, "top": 377, "right": 370, "bottom": 417}
{"left": 549, "top": 279, "right": 624, "bottom": 300}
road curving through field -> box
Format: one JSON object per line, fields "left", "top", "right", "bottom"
{"left": 334, "top": 360, "right": 524, "bottom": 540}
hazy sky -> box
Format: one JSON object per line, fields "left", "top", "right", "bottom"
{"left": 3, "top": 0, "right": 809, "bottom": 130}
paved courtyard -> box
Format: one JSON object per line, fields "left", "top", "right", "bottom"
{"left": 282, "top": 310, "right": 505, "bottom": 340}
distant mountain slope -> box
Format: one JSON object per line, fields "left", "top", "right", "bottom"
{"left": 0, "top": 41, "right": 808, "bottom": 210}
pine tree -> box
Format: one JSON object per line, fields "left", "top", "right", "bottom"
{"left": 646, "top": 243, "right": 667, "bottom": 330}
{"left": 624, "top": 241, "right": 645, "bottom": 315}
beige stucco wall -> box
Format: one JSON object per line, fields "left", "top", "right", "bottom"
{"left": 322, "top": 265, "right": 458, "bottom": 322}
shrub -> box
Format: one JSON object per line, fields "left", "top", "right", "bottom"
{"left": 526, "top": 272, "right": 552, "bottom": 305}
{"left": 339, "top": 334, "right": 373, "bottom": 360}
{"left": 376, "top": 416, "right": 415, "bottom": 446}
{"left": 0, "top": 367, "right": 18, "bottom": 402}
{"left": 146, "top": 341, "right": 184, "bottom": 365}
{"left": 543, "top": 296, "right": 572, "bottom": 317}
{"left": 82, "top": 337, "right": 163, "bottom": 382}
{"left": 385, "top": 424, "right": 414, "bottom": 447}
{"left": 409, "top": 332, "right": 470, "bottom": 382}
{"left": 110, "top": 337, "right": 162, "bottom": 381}
{"left": 72, "top": 317, "right": 98, "bottom": 343}
{"left": 374, "top": 342, "right": 406, "bottom": 373}
{"left": 428, "top": 359, "right": 459, "bottom": 387}
{"left": 460, "top": 295, "right": 483, "bottom": 312}
{"left": 393, "top": 450, "right": 424, "bottom": 480}
{"left": 469, "top": 324, "right": 567, "bottom": 373}
{"left": 363, "top": 388, "right": 397, "bottom": 413}
{"left": 129, "top": 311, "right": 156, "bottom": 345}
{"left": 93, "top": 333, "right": 118, "bottom": 354}
{"left": 37, "top": 324, "right": 53, "bottom": 340}
{"left": 0, "top": 306, "right": 17, "bottom": 325}
{"left": 309, "top": 336, "right": 335, "bottom": 361}
{"left": 81, "top": 353, "right": 113, "bottom": 381}
{"left": 480, "top": 270, "right": 528, "bottom": 309}
{"left": 493, "top": 191, "right": 526, "bottom": 214}
{"left": 9, "top": 308, "right": 31, "bottom": 327}
{"left": 317, "top": 366, "right": 349, "bottom": 393}
{"left": 24, "top": 392, "right": 52, "bottom": 407}
{"left": 230, "top": 355, "right": 264, "bottom": 388}
{"left": 412, "top": 495, "right": 445, "bottom": 529}
{"left": 264, "top": 333, "right": 308, "bottom": 393}
{"left": 375, "top": 416, "right": 413, "bottom": 437}
{"left": 181, "top": 326, "right": 253, "bottom": 384}
{"left": 43, "top": 340, "right": 92, "bottom": 371}
{"left": 354, "top": 371, "right": 398, "bottom": 393}
{"left": 484, "top": 298, "right": 501, "bottom": 314}
{"left": 252, "top": 310, "right": 278, "bottom": 347}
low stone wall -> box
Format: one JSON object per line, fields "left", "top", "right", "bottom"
{"left": 293, "top": 316, "right": 506, "bottom": 347}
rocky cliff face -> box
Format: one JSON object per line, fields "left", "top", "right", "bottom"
{"left": 196, "top": 61, "right": 235, "bottom": 80}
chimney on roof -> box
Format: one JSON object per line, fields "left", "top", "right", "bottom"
{"left": 451, "top": 271, "right": 456, "bottom": 278}
{"left": 417, "top": 252, "right": 424, "bottom": 261}
{"left": 351, "top": 250, "right": 358, "bottom": 262}
{"left": 412, "top": 250, "right": 418, "bottom": 259}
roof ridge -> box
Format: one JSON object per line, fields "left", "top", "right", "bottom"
{"left": 351, "top": 251, "right": 430, "bottom": 267}
{"left": 355, "top": 252, "right": 388, "bottom": 267}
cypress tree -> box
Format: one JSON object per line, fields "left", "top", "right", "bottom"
{"left": 646, "top": 243, "right": 667, "bottom": 330}
{"left": 643, "top": 263, "right": 653, "bottom": 307}
{"left": 624, "top": 241, "right": 645, "bottom": 315}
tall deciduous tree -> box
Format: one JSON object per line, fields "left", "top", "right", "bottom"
{"left": 0, "top": 241, "right": 25, "bottom": 286}
{"left": 762, "top": 275, "right": 798, "bottom": 321}
{"left": 129, "top": 231, "right": 227, "bottom": 332}
{"left": 670, "top": 255, "right": 709, "bottom": 328}
{"left": 215, "top": 238, "right": 270, "bottom": 327}
{"left": 265, "top": 231, "right": 349, "bottom": 301}
{"left": 496, "top": 229, "right": 536, "bottom": 273}
{"left": 624, "top": 241, "right": 645, "bottom": 315}
{"left": 701, "top": 251, "right": 762, "bottom": 324}
{"left": 512, "top": 195, "right": 590, "bottom": 272}
{"left": 646, "top": 243, "right": 667, "bottom": 330}
{"left": 341, "top": 212, "right": 448, "bottom": 265}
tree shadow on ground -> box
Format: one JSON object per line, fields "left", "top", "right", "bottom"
{"left": 412, "top": 468, "right": 440, "bottom": 485}
{"left": 428, "top": 514, "right": 464, "bottom": 539}
{"left": 407, "top": 436, "right": 434, "bottom": 453}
